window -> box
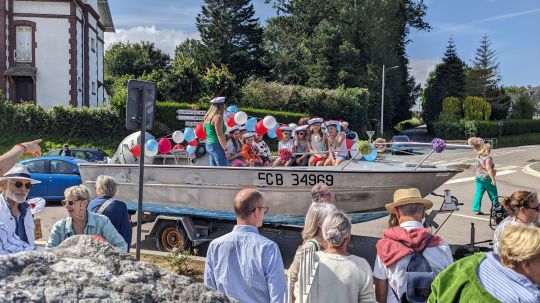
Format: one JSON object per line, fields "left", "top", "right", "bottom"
{"left": 50, "top": 160, "right": 76, "bottom": 175}
{"left": 91, "top": 37, "right": 96, "bottom": 52}
{"left": 15, "top": 26, "right": 32, "bottom": 62}
{"left": 24, "top": 160, "right": 47, "bottom": 173}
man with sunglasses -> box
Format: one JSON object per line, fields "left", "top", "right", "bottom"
{"left": 0, "top": 164, "right": 41, "bottom": 245}
{"left": 204, "top": 189, "right": 287, "bottom": 303}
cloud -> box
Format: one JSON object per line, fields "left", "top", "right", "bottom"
{"left": 104, "top": 26, "right": 199, "bottom": 55}
{"left": 471, "top": 7, "right": 540, "bottom": 24}
{"left": 409, "top": 59, "right": 439, "bottom": 85}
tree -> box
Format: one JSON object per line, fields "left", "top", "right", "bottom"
{"left": 104, "top": 41, "right": 170, "bottom": 78}
{"left": 174, "top": 39, "right": 216, "bottom": 71}
{"left": 465, "top": 34, "right": 500, "bottom": 97}
{"left": 422, "top": 38, "right": 466, "bottom": 123}
{"left": 196, "top": 0, "right": 266, "bottom": 82}
{"left": 511, "top": 94, "right": 536, "bottom": 119}
{"left": 160, "top": 55, "right": 204, "bottom": 102}
{"left": 438, "top": 97, "right": 462, "bottom": 121}
{"left": 463, "top": 96, "right": 491, "bottom": 120}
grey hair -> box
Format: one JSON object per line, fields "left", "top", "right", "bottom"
{"left": 396, "top": 203, "right": 425, "bottom": 216}
{"left": 64, "top": 184, "right": 91, "bottom": 201}
{"left": 95, "top": 175, "right": 118, "bottom": 197}
{"left": 322, "top": 212, "right": 352, "bottom": 248}
{"left": 311, "top": 183, "right": 330, "bottom": 203}
{"left": 302, "top": 203, "right": 337, "bottom": 241}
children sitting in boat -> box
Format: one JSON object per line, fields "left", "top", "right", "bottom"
{"left": 253, "top": 134, "right": 271, "bottom": 167}
{"left": 307, "top": 118, "right": 327, "bottom": 166}
{"left": 225, "top": 125, "right": 244, "bottom": 165}
{"left": 241, "top": 132, "right": 263, "bottom": 166}
{"left": 325, "top": 120, "right": 348, "bottom": 166}
{"left": 273, "top": 126, "right": 295, "bottom": 166}
{"left": 291, "top": 125, "right": 309, "bottom": 166}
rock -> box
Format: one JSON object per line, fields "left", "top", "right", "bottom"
{"left": 0, "top": 236, "right": 237, "bottom": 302}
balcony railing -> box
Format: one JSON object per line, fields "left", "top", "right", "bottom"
{"left": 14, "top": 49, "right": 32, "bottom": 62}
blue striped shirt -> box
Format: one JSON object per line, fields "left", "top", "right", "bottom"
{"left": 204, "top": 225, "right": 287, "bottom": 303}
{"left": 478, "top": 252, "right": 540, "bottom": 303}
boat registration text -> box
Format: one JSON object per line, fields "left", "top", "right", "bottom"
{"left": 257, "top": 172, "right": 334, "bottom": 186}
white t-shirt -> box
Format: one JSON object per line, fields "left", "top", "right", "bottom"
{"left": 295, "top": 252, "right": 376, "bottom": 303}
{"left": 279, "top": 139, "right": 294, "bottom": 151}
{"left": 373, "top": 221, "right": 453, "bottom": 303}
{"left": 253, "top": 140, "right": 271, "bottom": 158}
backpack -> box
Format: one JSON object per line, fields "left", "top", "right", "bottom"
{"left": 391, "top": 236, "right": 435, "bottom": 303}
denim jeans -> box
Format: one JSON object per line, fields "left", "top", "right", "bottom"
{"left": 206, "top": 142, "right": 228, "bottom": 166}
{"left": 472, "top": 177, "right": 498, "bottom": 212}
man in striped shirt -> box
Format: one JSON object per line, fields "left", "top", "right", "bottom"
{"left": 204, "top": 189, "right": 287, "bottom": 303}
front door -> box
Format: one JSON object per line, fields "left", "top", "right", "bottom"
{"left": 14, "top": 76, "right": 33, "bottom": 102}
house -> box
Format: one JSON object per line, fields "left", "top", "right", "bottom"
{"left": 0, "top": 0, "right": 114, "bottom": 108}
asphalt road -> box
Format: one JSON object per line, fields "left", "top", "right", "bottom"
{"left": 35, "top": 145, "right": 540, "bottom": 262}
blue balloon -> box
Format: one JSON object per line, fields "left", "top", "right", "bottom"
{"left": 227, "top": 105, "right": 239, "bottom": 113}
{"left": 184, "top": 127, "right": 195, "bottom": 142}
{"left": 337, "top": 124, "right": 342, "bottom": 132}
{"left": 267, "top": 124, "right": 278, "bottom": 139}
{"left": 364, "top": 144, "right": 378, "bottom": 161}
{"left": 245, "top": 117, "right": 257, "bottom": 132}
{"left": 186, "top": 145, "right": 197, "bottom": 156}
{"left": 145, "top": 139, "right": 158, "bottom": 152}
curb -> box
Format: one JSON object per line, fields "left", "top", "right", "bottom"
{"left": 523, "top": 162, "right": 540, "bottom": 178}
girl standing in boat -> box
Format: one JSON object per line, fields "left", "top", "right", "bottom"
{"left": 325, "top": 120, "right": 348, "bottom": 166}
{"left": 204, "top": 97, "right": 228, "bottom": 166}
{"left": 307, "top": 118, "right": 327, "bottom": 166}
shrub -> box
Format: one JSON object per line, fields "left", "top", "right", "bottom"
{"left": 167, "top": 247, "right": 199, "bottom": 278}
{"left": 463, "top": 96, "right": 491, "bottom": 120}
{"left": 431, "top": 119, "right": 540, "bottom": 139}
{"left": 438, "top": 97, "right": 462, "bottom": 121}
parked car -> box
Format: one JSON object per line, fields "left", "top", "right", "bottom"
{"left": 19, "top": 157, "right": 88, "bottom": 201}
{"left": 44, "top": 148, "right": 108, "bottom": 162}
{"left": 390, "top": 135, "right": 413, "bottom": 155}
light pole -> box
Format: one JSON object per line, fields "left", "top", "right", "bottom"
{"left": 380, "top": 64, "right": 399, "bottom": 136}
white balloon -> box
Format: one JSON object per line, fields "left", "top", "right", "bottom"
{"left": 289, "top": 123, "right": 297, "bottom": 129}
{"left": 234, "top": 111, "right": 248, "bottom": 125}
{"left": 262, "top": 116, "right": 277, "bottom": 129}
{"left": 172, "top": 130, "right": 185, "bottom": 143}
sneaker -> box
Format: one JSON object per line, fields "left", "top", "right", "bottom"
{"left": 476, "top": 211, "right": 485, "bottom": 215}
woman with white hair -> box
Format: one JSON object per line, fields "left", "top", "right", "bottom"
{"left": 289, "top": 202, "right": 337, "bottom": 300}
{"left": 295, "top": 212, "right": 376, "bottom": 302}
{"left": 47, "top": 185, "right": 127, "bottom": 251}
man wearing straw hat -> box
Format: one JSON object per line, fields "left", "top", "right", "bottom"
{"left": 0, "top": 164, "right": 42, "bottom": 246}
{"left": 373, "top": 188, "right": 453, "bottom": 303}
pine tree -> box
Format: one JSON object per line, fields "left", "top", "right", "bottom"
{"left": 466, "top": 34, "right": 501, "bottom": 97}
{"left": 422, "top": 38, "right": 466, "bottom": 123}
{"left": 196, "top": 0, "right": 265, "bottom": 83}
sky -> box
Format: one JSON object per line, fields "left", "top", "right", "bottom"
{"left": 105, "top": 0, "right": 540, "bottom": 88}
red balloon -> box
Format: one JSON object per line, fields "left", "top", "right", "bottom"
{"left": 226, "top": 115, "right": 237, "bottom": 127}
{"left": 158, "top": 137, "right": 172, "bottom": 154}
{"left": 129, "top": 144, "right": 141, "bottom": 157}
{"left": 173, "top": 144, "right": 185, "bottom": 150}
{"left": 187, "top": 140, "right": 198, "bottom": 146}
{"left": 195, "top": 123, "right": 207, "bottom": 140}
{"left": 256, "top": 120, "right": 267, "bottom": 136}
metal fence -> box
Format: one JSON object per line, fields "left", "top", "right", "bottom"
{"left": 288, "top": 246, "right": 319, "bottom": 303}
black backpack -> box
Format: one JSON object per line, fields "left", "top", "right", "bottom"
{"left": 391, "top": 237, "right": 435, "bottom": 303}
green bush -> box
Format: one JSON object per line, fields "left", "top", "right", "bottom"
{"left": 432, "top": 119, "right": 540, "bottom": 139}
{"left": 463, "top": 96, "right": 491, "bottom": 120}
{"left": 438, "top": 97, "right": 462, "bottom": 121}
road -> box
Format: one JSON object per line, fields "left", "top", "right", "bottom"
{"left": 35, "top": 145, "right": 540, "bottom": 261}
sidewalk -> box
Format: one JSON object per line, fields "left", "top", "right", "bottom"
{"left": 529, "top": 161, "right": 540, "bottom": 174}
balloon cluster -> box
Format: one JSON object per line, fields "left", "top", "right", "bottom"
{"left": 225, "top": 107, "right": 278, "bottom": 137}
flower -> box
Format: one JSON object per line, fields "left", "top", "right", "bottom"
{"left": 357, "top": 141, "right": 372, "bottom": 155}
{"left": 278, "top": 148, "right": 292, "bottom": 161}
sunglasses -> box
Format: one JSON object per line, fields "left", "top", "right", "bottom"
{"left": 61, "top": 199, "right": 81, "bottom": 206}
{"left": 12, "top": 181, "right": 32, "bottom": 190}
{"left": 252, "top": 206, "right": 269, "bottom": 214}
{"left": 297, "top": 132, "right": 306, "bottom": 135}
{"left": 525, "top": 204, "right": 540, "bottom": 212}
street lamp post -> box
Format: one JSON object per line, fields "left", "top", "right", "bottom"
{"left": 380, "top": 64, "right": 399, "bottom": 136}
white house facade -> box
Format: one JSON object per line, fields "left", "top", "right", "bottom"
{"left": 0, "top": 0, "right": 114, "bottom": 108}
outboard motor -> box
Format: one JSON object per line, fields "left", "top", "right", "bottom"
{"left": 109, "top": 131, "right": 156, "bottom": 164}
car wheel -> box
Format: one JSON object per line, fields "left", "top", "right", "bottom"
{"left": 155, "top": 221, "right": 190, "bottom": 252}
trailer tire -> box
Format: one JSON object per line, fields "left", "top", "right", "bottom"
{"left": 155, "top": 221, "right": 189, "bottom": 252}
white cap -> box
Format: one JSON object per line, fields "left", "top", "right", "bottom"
{"left": 281, "top": 126, "right": 295, "bottom": 132}
{"left": 295, "top": 125, "right": 308, "bottom": 132}
{"left": 325, "top": 120, "right": 339, "bottom": 127}
{"left": 243, "top": 132, "right": 256, "bottom": 139}
{"left": 308, "top": 117, "right": 323, "bottom": 125}
{"left": 210, "top": 96, "right": 225, "bottom": 104}
{"left": 227, "top": 125, "right": 239, "bottom": 134}
{"left": 341, "top": 121, "right": 349, "bottom": 126}
{"left": 1, "top": 164, "right": 41, "bottom": 184}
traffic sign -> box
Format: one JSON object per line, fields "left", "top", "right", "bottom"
{"left": 176, "top": 109, "right": 206, "bottom": 115}
{"left": 177, "top": 115, "right": 204, "bottom": 121}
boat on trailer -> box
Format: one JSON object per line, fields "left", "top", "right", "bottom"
{"left": 78, "top": 152, "right": 461, "bottom": 225}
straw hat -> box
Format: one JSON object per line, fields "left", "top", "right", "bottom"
{"left": 385, "top": 188, "right": 432, "bottom": 214}
{"left": 0, "top": 164, "right": 41, "bottom": 184}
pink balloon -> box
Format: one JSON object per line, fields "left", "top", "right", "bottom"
{"left": 158, "top": 137, "right": 172, "bottom": 154}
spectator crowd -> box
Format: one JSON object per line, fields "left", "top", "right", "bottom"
{"left": 0, "top": 140, "right": 539, "bottom": 303}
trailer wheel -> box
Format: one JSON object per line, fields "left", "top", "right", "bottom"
{"left": 155, "top": 221, "right": 188, "bottom": 252}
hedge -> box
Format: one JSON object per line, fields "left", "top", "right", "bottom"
{"left": 431, "top": 119, "right": 540, "bottom": 139}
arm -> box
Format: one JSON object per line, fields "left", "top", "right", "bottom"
{"left": 485, "top": 157, "right": 496, "bottom": 185}
{"left": 204, "top": 244, "right": 217, "bottom": 289}
{"left": 265, "top": 243, "right": 288, "bottom": 303}
{"left": 374, "top": 278, "right": 388, "bottom": 303}
{"left": 100, "top": 216, "right": 128, "bottom": 252}
{"left": 0, "top": 139, "right": 42, "bottom": 175}
{"left": 213, "top": 116, "right": 227, "bottom": 150}
{"left": 358, "top": 260, "right": 377, "bottom": 303}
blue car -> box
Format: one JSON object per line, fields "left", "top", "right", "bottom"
{"left": 391, "top": 135, "right": 413, "bottom": 155}
{"left": 44, "top": 148, "right": 108, "bottom": 162}
{"left": 19, "top": 157, "right": 88, "bottom": 201}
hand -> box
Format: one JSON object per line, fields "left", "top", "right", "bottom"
{"left": 491, "top": 181, "right": 496, "bottom": 186}
{"left": 89, "top": 234, "right": 106, "bottom": 242}
{"left": 20, "top": 139, "right": 42, "bottom": 157}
